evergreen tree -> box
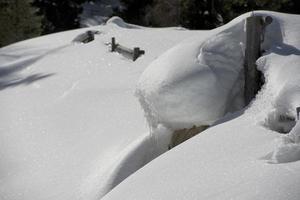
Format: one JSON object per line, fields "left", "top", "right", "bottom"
{"left": 143, "top": 0, "right": 222, "bottom": 29}
{"left": 145, "top": 0, "right": 181, "bottom": 27}
{"left": 271, "top": 0, "right": 300, "bottom": 15}
{"left": 180, "top": 0, "right": 222, "bottom": 29}
{"left": 33, "top": 0, "right": 87, "bottom": 34}
{"left": 117, "top": 0, "right": 153, "bottom": 26}
{"left": 220, "top": 0, "right": 293, "bottom": 23}
{"left": 0, "top": 0, "right": 42, "bottom": 47}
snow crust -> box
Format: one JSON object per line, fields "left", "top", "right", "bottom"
{"left": 103, "top": 11, "right": 300, "bottom": 200}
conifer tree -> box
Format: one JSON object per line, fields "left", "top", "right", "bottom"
{"left": 180, "top": 0, "right": 222, "bottom": 29}
{"left": 33, "top": 0, "right": 87, "bottom": 34}
{"left": 0, "top": 0, "right": 42, "bottom": 47}
{"left": 117, "top": 0, "right": 153, "bottom": 26}
{"left": 145, "top": 0, "right": 181, "bottom": 27}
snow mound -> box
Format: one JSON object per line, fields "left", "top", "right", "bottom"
{"left": 271, "top": 135, "right": 300, "bottom": 163}
{"left": 270, "top": 121, "right": 300, "bottom": 163}
{"left": 136, "top": 20, "right": 245, "bottom": 131}
{"left": 102, "top": 12, "right": 300, "bottom": 200}
{"left": 106, "top": 16, "right": 140, "bottom": 29}
{"left": 256, "top": 25, "right": 300, "bottom": 162}
{"left": 80, "top": 134, "right": 156, "bottom": 200}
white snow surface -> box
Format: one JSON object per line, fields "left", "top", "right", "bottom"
{"left": 3, "top": 11, "right": 300, "bottom": 200}
{"left": 103, "top": 11, "right": 300, "bottom": 200}
{"left": 0, "top": 20, "right": 201, "bottom": 200}
{"left": 136, "top": 15, "right": 246, "bottom": 131}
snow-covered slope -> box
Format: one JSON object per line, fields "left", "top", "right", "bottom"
{"left": 0, "top": 19, "right": 202, "bottom": 200}
{"left": 103, "top": 11, "right": 300, "bottom": 200}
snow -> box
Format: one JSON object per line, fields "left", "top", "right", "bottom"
{"left": 0, "top": 20, "right": 200, "bottom": 200}
{"left": 136, "top": 19, "right": 245, "bottom": 131}
{"left": 102, "top": 11, "right": 300, "bottom": 200}
{"left": 2, "top": 10, "right": 300, "bottom": 200}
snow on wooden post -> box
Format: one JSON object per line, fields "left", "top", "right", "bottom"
{"left": 72, "top": 30, "right": 97, "bottom": 44}
{"left": 244, "top": 15, "right": 272, "bottom": 105}
{"left": 110, "top": 37, "right": 145, "bottom": 61}
{"left": 133, "top": 47, "right": 145, "bottom": 61}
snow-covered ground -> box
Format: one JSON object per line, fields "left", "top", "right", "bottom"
{"left": 0, "top": 18, "right": 201, "bottom": 200}
{"left": 102, "top": 11, "right": 300, "bottom": 200}
{"left": 2, "top": 11, "right": 300, "bottom": 200}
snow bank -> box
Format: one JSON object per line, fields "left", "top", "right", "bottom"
{"left": 0, "top": 20, "right": 201, "bottom": 200}
{"left": 258, "top": 53, "right": 300, "bottom": 164}
{"left": 136, "top": 17, "right": 246, "bottom": 133}
{"left": 106, "top": 16, "right": 141, "bottom": 29}
{"left": 253, "top": 13, "right": 300, "bottom": 163}
{"left": 103, "top": 11, "right": 300, "bottom": 200}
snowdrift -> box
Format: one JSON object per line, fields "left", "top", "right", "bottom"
{"left": 0, "top": 18, "right": 201, "bottom": 200}
{"left": 103, "top": 11, "right": 300, "bottom": 200}
{"left": 2, "top": 10, "right": 300, "bottom": 200}
{"left": 136, "top": 16, "right": 246, "bottom": 132}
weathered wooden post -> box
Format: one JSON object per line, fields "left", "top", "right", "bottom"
{"left": 111, "top": 37, "right": 117, "bottom": 52}
{"left": 110, "top": 37, "right": 145, "bottom": 61}
{"left": 133, "top": 47, "right": 140, "bottom": 61}
{"left": 297, "top": 107, "right": 300, "bottom": 120}
{"left": 244, "top": 15, "right": 272, "bottom": 105}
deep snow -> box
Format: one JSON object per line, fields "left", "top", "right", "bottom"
{"left": 0, "top": 19, "right": 201, "bottom": 200}
{"left": 2, "top": 10, "right": 300, "bottom": 200}
{"left": 136, "top": 16, "right": 246, "bottom": 132}
{"left": 103, "top": 11, "right": 300, "bottom": 200}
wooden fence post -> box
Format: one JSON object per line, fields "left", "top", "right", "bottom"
{"left": 244, "top": 15, "right": 272, "bottom": 105}
{"left": 133, "top": 47, "right": 140, "bottom": 61}
{"left": 297, "top": 107, "right": 300, "bottom": 120}
{"left": 110, "top": 37, "right": 145, "bottom": 61}
{"left": 111, "top": 37, "right": 117, "bottom": 52}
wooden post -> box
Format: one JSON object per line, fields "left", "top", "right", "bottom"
{"left": 244, "top": 16, "right": 272, "bottom": 105}
{"left": 297, "top": 107, "right": 300, "bottom": 120}
{"left": 111, "top": 37, "right": 117, "bottom": 52}
{"left": 133, "top": 47, "right": 140, "bottom": 61}
{"left": 244, "top": 16, "right": 263, "bottom": 105}
{"left": 110, "top": 38, "right": 144, "bottom": 61}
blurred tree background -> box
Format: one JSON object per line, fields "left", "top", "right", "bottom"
{"left": 1, "top": 0, "right": 300, "bottom": 47}
{"left": 0, "top": 0, "right": 88, "bottom": 47}
{"left": 32, "top": 0, "right": 87, "bottom": 34}
{"left": 0, "top": 0, "right": 42, "bottom": 47}
{"left": 118, "top": 0, "right": 300, "bottom": 29}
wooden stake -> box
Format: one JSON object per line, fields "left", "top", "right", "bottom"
{"left": 244, "top": 16, "right": 264, "bottom": 105}
{"left": 111, "top": 37, "right": 117, "bottom": 52}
